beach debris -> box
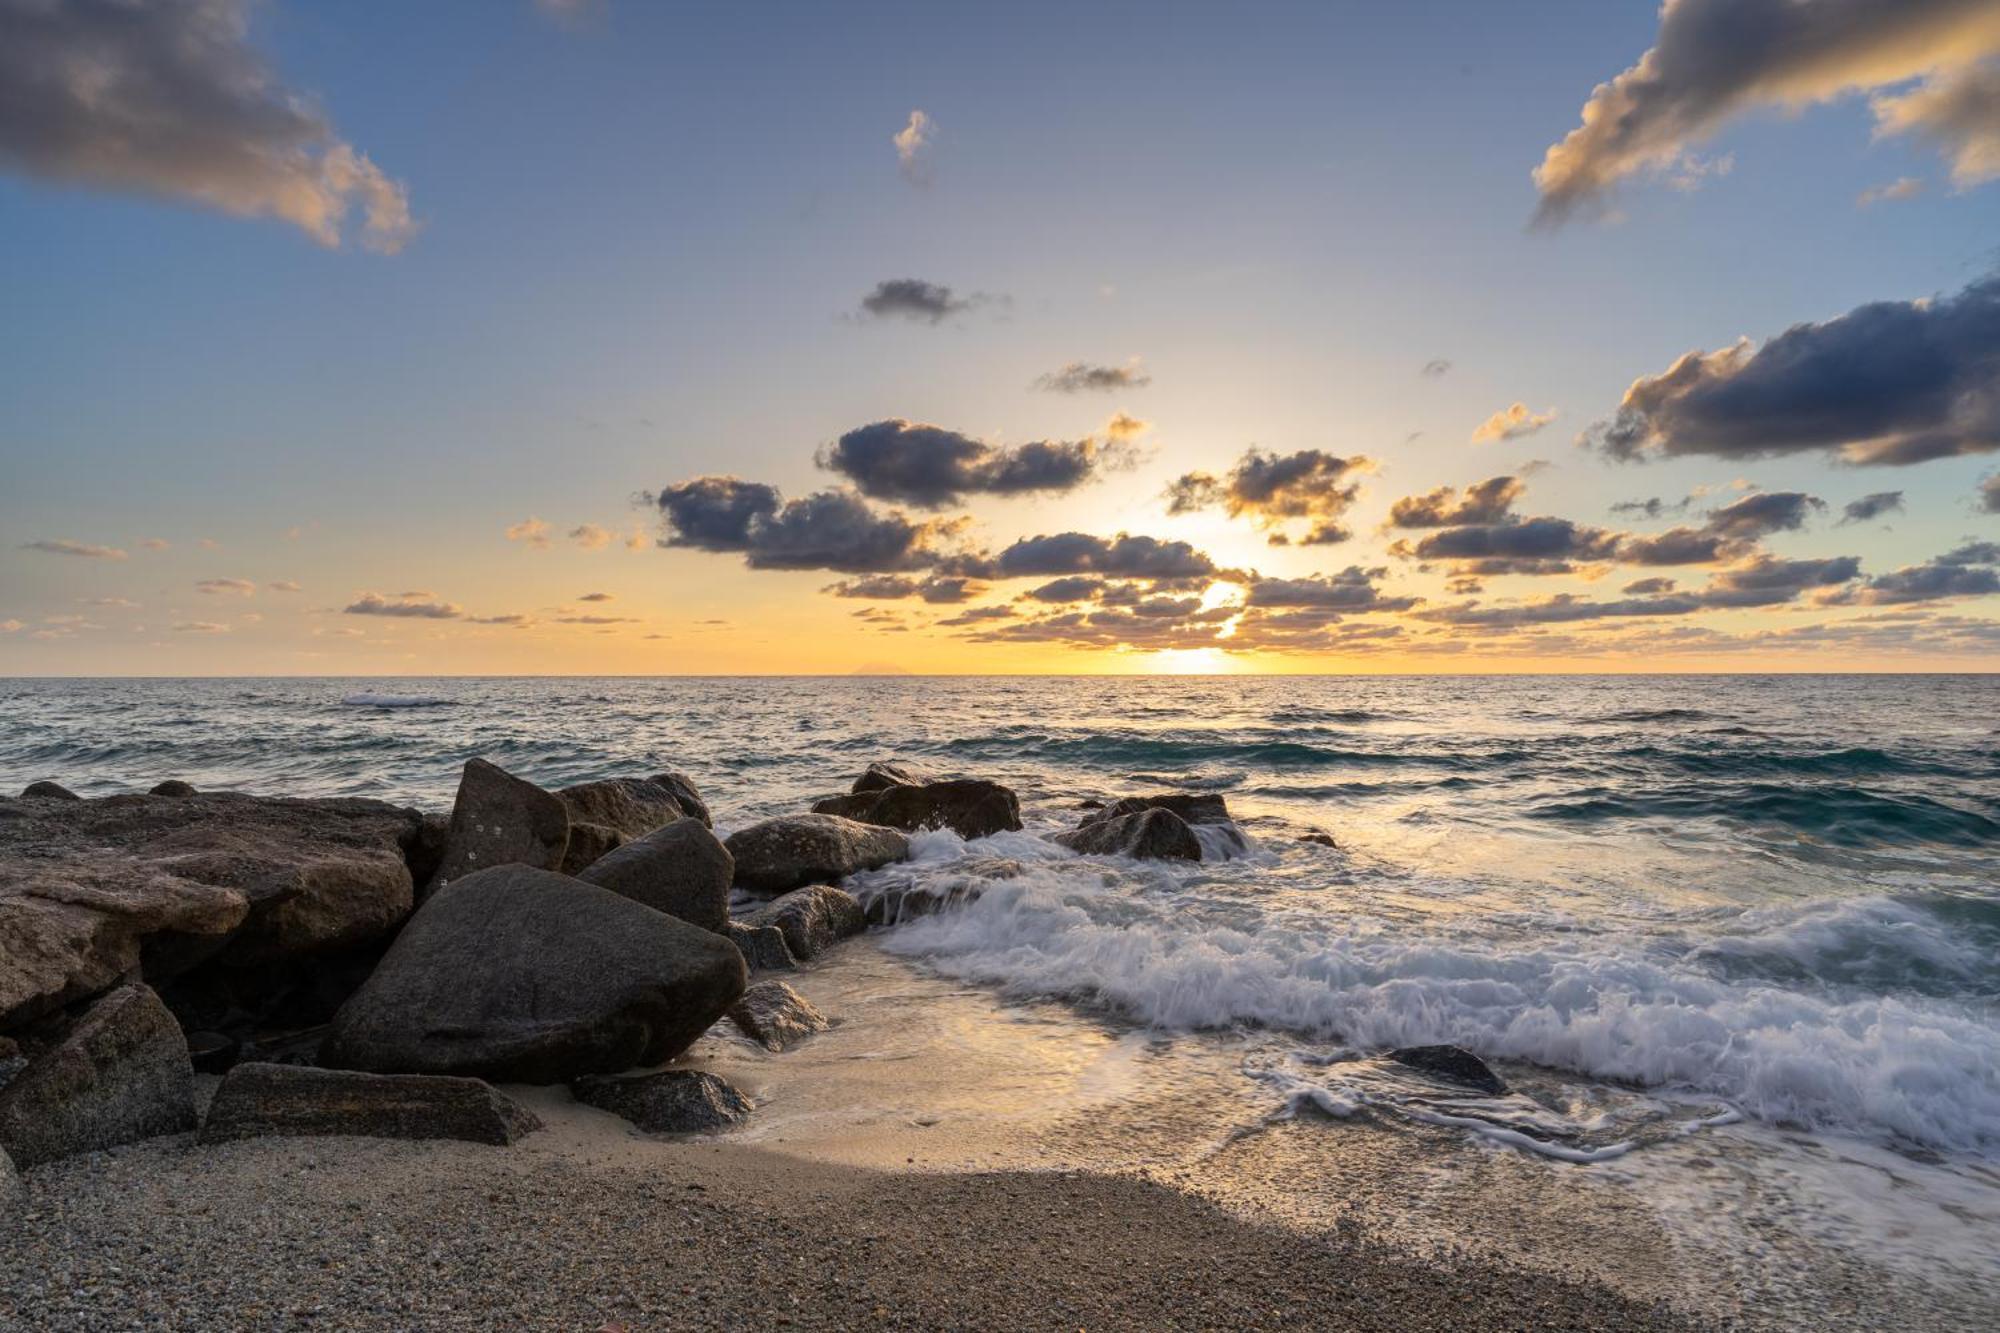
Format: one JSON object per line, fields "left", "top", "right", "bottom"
{"left": 199, "top": 1062, "right": 540, "bottom": 1146}
{"left": 741, "top": 885, "right": 867, "bottom": 962}
{"left": 18, "top": 780, "right": 79, "bottom": 800}
{"left": 1054, "top": 807, "right": 1201, "bottom": 861}
{"left": 0, "top": 984, "right": 195, "bottom": 1168}
{"left": 727, "top": 981, "right": 830, "bottom": 1052}
{"left": 423, "top": 758, "right": 569, "bottom": 899}
{"left": 324, "top": 864, "right": 746, "bottom": 1084}
{"left": 725, "top": 920, "right": 797, "bottom": 972}
{"left": 724, "top": 814, "right": 909, "bottom": 895}
{"left": 1388, "top": 1044, "right": 1509, "bottom": 1096}
{"left": 815, "top": 777, "right": 1024, "bottom": 841}
{"left": 572, "top": 1068, "right": 752, "bottom": 1134}
{"left": 577, "top": 818, "right": 734, "bottom": 933}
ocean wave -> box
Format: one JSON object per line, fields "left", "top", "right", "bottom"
{"left": 1527, "top": 783, "right": 2000, "bottom": 845}
{"left": 340, "top": 692, "right": 453, "bottom": 709}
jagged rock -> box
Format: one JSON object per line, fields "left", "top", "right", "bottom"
{"left": 199, "top": 1063, "right": 540, "bottom": 1146}
{"left": 1389, "top": 1044, "right": 1508, "bottom": 1096}
{"left": 724, "top": 814, "right": 908, "bottom": 896}
{"left": 0, "top": 984, "right": 195, "bottom": 1168}
{"left": 425, "top": 759, "right": 568, "bottom": 896}
{"left": 325, "top": 865, "right": 746, "bottom": 1084}
{"left": 741, "top": 885, "right": 866, "bottom": 962}
{"left": 20, "top": 781, "right": 79, "bottom": 800}
{"left": 0, "top": 791, "right": 425, "bottom": 1029}
{"left": 405, "top": 813, "right": 451, "bottom": 887}
{"left": 725, "top": 920, "right": 796, "bottom": 972}
{"left": 851, "top": 760, "right": 939, "bottom": 795}
{"left": 554, "top": 778, "right": 688, "bottom": 874}
{"left": 148, "top": 780, "right": 197, "bottom": 798}
{"left": 577, "top": 819, "right": 732, "bottom": 933}
{"left": 727, "top": 981, "right": 829, "bottom": 1052}
{"left": 571, "top": 1069, "right": 750, "bottom": 1133}
{"left": 1053, "top": 808, "right": 1201, "bottom": 861}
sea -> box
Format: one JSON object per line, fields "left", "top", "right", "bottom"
{"left": 4, "top": 674, "right": 1997, "bottom": 1320}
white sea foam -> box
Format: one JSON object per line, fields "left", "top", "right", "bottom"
{"left": 340, "top": 691, "right": 452, "bottom": 708}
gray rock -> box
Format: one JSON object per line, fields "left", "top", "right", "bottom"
{"left": 425, "top": 759, "right": 569, "bottom": 896}
{"left": 556, "top": 819, "right": 625, "bottom": 877}
{"left": 0, "top": 984, "right": 195, "bottom": 1168}
{"left": 577, "top": 819, "right": 732, "bottom": 933}
{"left": 1052, "top": 808, "right": 1201, "bottom": 861}
{"left": 324, "top": 864, "right": 746, "bottom": 1084}
{"left": 727, "top": 981, "right": 829, "bottom": 1052}
{"left": 555, "top": 777, "right": 690, "bottom": 874}
{"left": 725, "top": 920, "right": 796, "bottom": 973}
{"left": 724, "top": 814, "right": 908, "bottom": 896}
{"left": 809, "top": 791, "right": 884, "bottom": 821}
{"left": 647, "top": 772, "right": 712, "bottom": 828}
{"left": 0, "top": 1144, "right": 19, "bottom": 1214}
{"left": 861, "top": 857, "right": 1023, "bottom": 926}
{"left": 851, "top": 760, "right": 939, "bottom": 795}
{"left": 148, "top": 780, "right": 197, "bottom": 798}
{"left": 20, "top": 781, "right": 79, "bottom": 800}
{"left": 199, "top": 1062, "right": 541, "bottom": 1146}
{"left": 571, "top": 1069, "right": 750, "bottom": 1133}
{"left": 741, "top": 885, "right": 866, "bottom": 962}
{"left": 1389, "top": 1044, "right": 1508, "bottom": 1096}
{"left": 405, "top": 812, "right": 451, "bottom": 887}
{"left": 1089, "top": 793, "right": 1232, "bottom": 826}
{"left": 823, "top": 779, "right": 1023, "bottom": 841}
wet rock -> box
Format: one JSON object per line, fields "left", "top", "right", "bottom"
{"left": 199, "top": 1062, "right": 541, "bottom": 1146}
{"left": 148, "top": 780, "right": 197, "bottom": 798}
{"left": 20, "top": 781, "right": 79, "bottom": 800}
{"left": 860, "top": 857, "right": 1024, "bottom": 926}
{"left": 864, "top": 780, "right": 1023, "bottom": 840}
{"left": 325, "top": 864, "right": 746, "bottom": 1084}
{"left": 1086, "top": 793, "right": 1248, "bottom": 858}
{"left": 1053, "top": 808, "right": 1201, "bottom": 861}
{"left": 425, "top": 759, "right": 568, "bottom": 897}
{"left": 577, "top": 819, "right": 732, "bottom": 933}
{"left": 724, "top": 814, "right": 908, "bottom": 896}
{"left": 1389, "top": 1044, "right": 1508, "bottom": 1096}
{"left": 809, "top": 792, "right": 883, "bottom": 821}
{"left": 725, "top": 920, "right": 797, "bottom": 973}
{"left": 851, "top": 760, "right": 939, "bottom": 795}
{"left": 741, "top": 885, "right": 866, "bottom": 962}
{"left": 0, "top": 984, "right": 195, "bottom": 1168}
{"left": 727, "top": 981, "right": 830, "bottom": 1052}
{"left": 571, "top": 1069, "right": 751, "bottom": 1134}
{"left": 1300, "top": 831, "right": 1340, "bottom": 849}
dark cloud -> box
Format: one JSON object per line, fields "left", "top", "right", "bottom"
{"left": 1033, "top": 362, "right": 1151, "bottom": 393}
{"left": 1611, "top": 527, "right": 1733, "bottom": 566}
{"left": 991, "top": 532, "right": 1217, "bottom": 580}
{"left": 1399, "top": 516, "right": 1621, "bottom": 570}
{"left": 577, "top": 592, "right": 615, "bottom": 602}
{"left": 1421, "top": 359, "right": 1453, "bottom": 378}
{"left": 653, "top": 478, "right": 961, "bottom": 574}
{"left": 1587, "top": 275, "right": 2000, "bottom": 466}
{"left": 823, "top": 574, "right": 981, "bottom": 604}
{"left": 1245, "top": 568, "right": 1419, "bottom": 613}
{"left": 1610, "top": 490, "right": 1823, "bottom": 565}
{"left": 1419, "top": 594, "right": 1701, "bottom": 629}
{"left": 1697, "top": 555, "right": 1861, "bottom": 607}
{"left": 858, "top": 279, "right": 990, "bottom": 323}
{"left": 653, "top": 477, "right": 781, "bottom": 551}
{"left": 1023, "top": 576, "right": 1105, "bottom": 603}
{"left": 1979, "top": 474, "right": 2000, "bottom": 513}
{"left": 345, "top": 592, "right": 462, "bottom": 619}
{"left": 0, "top": 0, "right": 415, "bottom": 249}
{"left": 1824, "top": 542, "right": 2000, "bottom": 605}
{"left": 937, "top": 604, "right": 1015, "bottom": 626}
{"left": 817, "top": 419, "right": 1120, "bottom": 508}
{"left": 1165, "top": 449, "right": 1370, "bottom": 542}
{"left": 1622, "top": 577, "right": 1678, "bottom": 595}
{"left": 1387, "top": 476, "right": 1524, "bottom": 528}
{"left": 1703, "top": 491, "right": 1824, "bottom": 539}
{"left": 1840, "top": 491, "right": 1906, "bottom": 524}
{"left": 1610, "top": 496, "right": 1691, "bottom": 519}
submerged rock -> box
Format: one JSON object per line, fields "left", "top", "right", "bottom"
{"left": 1300, "top": 831, "right": 1340, "bottom": 849}
{"left": 577, "top": 818, "right": 732, "bottom": 933}
{"left": 572, "top": 1069, "right": 751, "bottom": 1134}
{"left": 424, "top": 758, "right": 568, "bottom": 897}
{"left": 1053, "top": 807, "right": 1201, "bottom": 861}
{"left": 851, "top": 760, "right": 939, "bottom": 795}
{"left": 19, "top": 781, "right": 79, "bottom": 801}
{"left": 199, "top": 1063, "right": 540, "bottom": 1146}
{"left": 727, "top": 981, "right": 830, "bottom": 1052}
{"left": 860, "top": 857, "right": 1024, "bottom": 927}
{"left": 0, "top": 984, "right": 195, "bottom": 1168}
{"left": 1389, "top": 1044, "right": 1508, "bottom": 1096}
{"left": 324, "top": 864, "right": 745, "bottom": 1084}
{"left": 741, "top": 885, "right": 866, "bottom": 962}
{"left": 725, "top": 920, "right": 797, "bottom": 973}
{"left": 724, "top": 814, "right": 908, "bottom": 896}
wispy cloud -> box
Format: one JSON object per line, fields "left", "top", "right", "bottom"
{"left": 344, "top": 591, "right": 463, "bottom": 619}
{"left": 1471, "top": 403, "right": 1556, "bottom": 444}
{"left": 506, "top": 517, "right": 552, "bottom": 550}
{"left": 21, "top": 539, "right": 127, "bottom": 560}
{"left": 892, "top": 109, "right": 934, "bottom": 185}
{"left": 195, "top": 578, "right": 256, "bottom": 596}
{"left": 1033, "top": 360, "right": 1151, "bottom": 393}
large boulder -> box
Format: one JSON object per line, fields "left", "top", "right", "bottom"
{"left": 647, "top": 772, "right": 712, "bottom": 828}
{"left": 725, "top": 920, "right": 796, "bottom": 973}
{"left": 0, "top": 984, "right": 195, "bottom": 1168}
{"left": 728, "top": 981, "right": 829, "bottom": 1052}
{"left": 554, "top": 777, "right": 690, "bottom": 875}
{"left": 851, "top": 760, "right": 939, "bottom": 795}
{"left": 809, "top": 792, "right": 884, "bottom": 822}
{"left": 19, "top": 781, "right": 79, "bottom": 800}
{"left": 199, "top": 1063, "right": 541, "bottom": 1146}
{"left": 571, "top": 1069, "right": 751, "bottom": 1134}
{"left": 424, "top": 759, "right": 568, "bottom": 897}
{"left": 815, "top": 779, "right": 1023, "bottom": 841}
{"left": 741, "top": 885, "right": 866, "bottom": 962}
{"left": 724, "top": 814, "right": 908, "bottom": 896}
{"left": 576, "top": 819, "right": 732, "bottom": 933}
{"left": 860, "top": 857, "right": 1023, "bottom": 927}
{"left": 324, "top": 865, "right": 746, "bottom": 1084}
{"left": 0, "top": 790, "right": 426, "bottom": 1029}
{"left": 1052, "top": 807, "right": 1201, "bottom": 861}
{"left": 1077, "top": 794, "right": 1247, "bottom": 859}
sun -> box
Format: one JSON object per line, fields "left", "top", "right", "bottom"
{"left": 1146, "top": 647, "right": 1232, "bottom": 674}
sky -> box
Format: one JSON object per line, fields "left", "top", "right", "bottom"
{"left": 1, "top": 0, "right": 1998, "bottom": 676}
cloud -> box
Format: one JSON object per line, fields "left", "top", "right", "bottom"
{"left": 1822, "top": 541, "right": 2000, "bottom": 604}
{"left": 1841, "top": 491, "right": 1906, "bottom": 524}
{"left": 858, "top": 279, "right": 991, "bottom": 323}
{"left": 578, "top": 591, "right": 614, "bottom": 602}
{"left": 653, "top": 478, "right": 781, "bottom": 551}
{"left": 1398, "top": 516, "right": 1621, "bottom": 573}
{"left": 653, "top": 478, "right": 964, "bottom": 574}
{"left": 1103, "top": 412, "right": 1151, "bottom": 442}
{"left": 1703, "top": 491, "right": 1826, "bottom": 538}
{"left": 1982, "top": 473, "right": 2000, "bottom": 512}
{"left": 817, "top": 419, "right": 1125, "bottom": 508}
{"left": 1033, "top": 361, "right": 1151, "bottom": 393}
{"left": 1623, "top": 577, "right": 1678, "bottom": 595}
{"left": 344, "top": 591, "right": 463, "bottom": 619}
{"left": 268, "top": 579, "right": 302, "bottom": 592}
{"left": 1698, "top": 554, "right": 1861, "bottom": 606}
{"left": 1858, "top": 176, "right": 1926, "bottom": 206}
{"left": 1245, "top": 568, "right": 1420, "bottom": 613}
{"left": 1471, "top": 403, "right": 1556, "bottom": 443}
{"left": 1871, "top": 59, "right": 2000, "bottom": 188}
{"left": 1022, "top": 576, "right": 1106, "bottom": 603}
{"left": 506, "top": 517, "right": 552, "bottom": 550}
{"left": 1387, "top": 476, "right": 1524, "bottom": 528}
{"left": 171, "top": 621, "right": 230, "bottom": 634}
{"left": 0, "top": 620, "right": 20, "bottom": 633}
{"left": 893, "top": 109, "right": 933, "bottom": 185}
{"left": 1164, "top": 448, "right": 1371, "bottom": 543}
{"left": 567, "top": 524, "right": 613, "bottom": 550}
{"left": 1420, "top": 359, "right": 1453, "bottom": 378}
{"left": 1588, "top": 275, "right": 2000, "bottom": 466}
{"left": 1530, "top": 0, "right": 2000, "bottom": 225}
{"left": 141, "top": 538, "right": 170, "bottom": 551}
{"left": 21, "top": 539, "right": 127, "bottom": 560}
{"left": 989, "top": 532, "right": 1217, "bottom": 580}
{"left": 823, "top": 574, "right": 981, "bottom": 604}
{"left": 467, "top": 612, "right": 534, "bottom": 627}
{"left": 0, "top": 0, "right": 417, "bottom": 250}
{"left": 195, "top": 578, "right": 256, "bottom": 596}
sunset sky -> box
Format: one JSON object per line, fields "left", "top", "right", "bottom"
{"left": 3, "top": 0, "right": 1998, "bottom": 675}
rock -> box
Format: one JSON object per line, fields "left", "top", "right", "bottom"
{"left": 324, "top": 865, "right": 746, "bottom": 1084}
{"left": 1052, "top": 808, "right": 1201, "bottom": 861}
{"left": 405, "top": 813, "right": 451, "bottom": 887}
{"left": 865, "top": 780, "right": 1024, "bottom": 840}
{"left": 724, "top": 814, "right": 908, "bottom": 895}
{"left": 184, "top": 1030, "right": 238, "bottom": 1075}
{"left": 1081, "top": 794, "right": 1247, "bottom": 859}
{"left": 851, "top": 760, "right": 939, "bottom": 795}
{"left": 20, "top": 781, "right": 79, "bottom": 800}
{"left": 741, "top": 885, "right": 866, "bottom": 962}
{"left": 554, "top": 777, "right": 692, "bottom": 874}
{"left": 0, "top": 984, "right": 195, "bottom": 1168}
{"left": 0, "top": 791, "right": 424, "bottom": 1030}
{"left": 1389, "top": 1044, "right": 1508, "bottom": 1096}
{"left": 1300, "top": 831, "right": 1340, "bottom": 849}
{"left": 0, "top": 1145, "right": 19, "bottom": 1214}
{"left": 727, "top": 981, "right": 830, "bottom": 1052}
{"left": 556, "top": 819, "right": 625, "bottom": 877}
{"left": 576, "top": 819, "right": 732, "bottom": 933}
{"left": 571, "top": 1069, "right": 750, "bottom": 1134}
{"left": 725, "top": 920, "right": 796, "bottom": 973}
{"left": 647, "top": 772, "right": 712, "bottom": 828}
{"left": 860, "top": 857, "right": 1023, "bottom": 926}
{"left": 425, "top": 759, "right": 569, "bottom": 897}
{"left": 199, "top": 1063, "right": 541, "bottom": 1146}
{"left": 809, "top": 792, "right": 884, "bottom": 821}
{"left": 148, "top": 780, "right": 197, "bottom": 798}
